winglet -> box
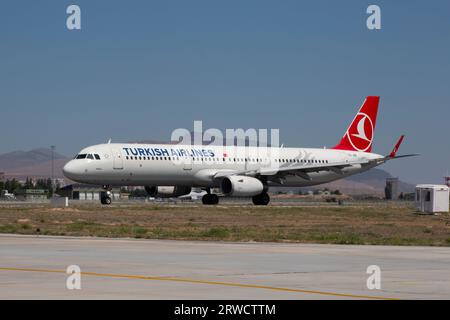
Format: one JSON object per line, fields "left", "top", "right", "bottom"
{"left": 389, "top": 135, "right": 405, "bottom": 158}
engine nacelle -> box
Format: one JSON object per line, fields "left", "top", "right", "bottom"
{"left": 145, "top": 186, "right": 191, "bottom": 198}
{"left": 221, "top": 176, "right": 265, "bottom": 197}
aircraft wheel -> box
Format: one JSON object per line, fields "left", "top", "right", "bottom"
{"left": 202, "top": 194, "right": 219, "bottom": 205}
{"left": 101, "top": 196, "right": 112, "bottom": 205}
{"left": 252, "top": 192, "right": 270, "bottom": 206}
{"left": 210, "top": 194, "right": 219, "bottom": 205}
{"left": 201, "top": 194, "right": 210, "bottom": 205}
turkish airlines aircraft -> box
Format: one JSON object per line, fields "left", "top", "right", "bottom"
{"left": 63, "top": 96, "right": 416, "bottom": 205}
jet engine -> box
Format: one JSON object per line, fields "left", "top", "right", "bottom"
{"left": 220, "top": 176, "right": 266, "bottom": 197}
{"left": 145, "top": 186, "right": 192, "bottom": 198}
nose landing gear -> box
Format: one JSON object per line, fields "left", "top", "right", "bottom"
{"left": 100, "top": 186, "right": 112, "bottom": 205}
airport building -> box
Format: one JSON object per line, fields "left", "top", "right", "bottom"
{"left": 416, "top": 184, "right": 449, "bottom": 214}
{"left": 15, "top": 189, "right": 48, "bottom": 201}
{"left": 57, "top": 184, "right": 122, "bottom": 201}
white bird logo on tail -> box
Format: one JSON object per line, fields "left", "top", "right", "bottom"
{"left": 352, "top": 115, "right": 371, "bottom": 142}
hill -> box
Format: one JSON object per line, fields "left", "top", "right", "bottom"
{"left": 0, "top": 148, "right": 69, "bottom": 179}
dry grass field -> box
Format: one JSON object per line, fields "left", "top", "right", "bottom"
{"left": 0, "top": 201, "right": 449, "bottom": 246}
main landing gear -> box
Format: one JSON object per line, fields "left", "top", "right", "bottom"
{"left": 201, "top": 190, "right": 270, "bottom": 205}
{"left": 252, "top": 192, "right": 270, "bottom": 206}
{"left": 202, "top": 187, "right": 219, "bottom": 205}
{"left": 100, "top": 186, "right": 112, "bottom": 205}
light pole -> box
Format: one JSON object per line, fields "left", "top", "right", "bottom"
{"left": 51, "top": 145, "right": 55, "bottom": 187}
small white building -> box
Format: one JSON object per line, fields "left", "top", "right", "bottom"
{"left": 415, "top": 184, "right": 449, "bottom": 214}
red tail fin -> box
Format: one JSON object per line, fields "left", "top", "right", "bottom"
{"left": 332, "top": 96, "right": 380, "bottom": 153}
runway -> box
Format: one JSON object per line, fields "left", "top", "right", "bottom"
{"left": 0, "top": 234, "right": 449, "bottom": 299}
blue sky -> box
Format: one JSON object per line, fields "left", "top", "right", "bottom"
{"left": 1, "top": 0, "right": 449, "bottom": 183}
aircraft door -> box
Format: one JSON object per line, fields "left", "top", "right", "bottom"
{"left": 111, "top": 147, "right": 124, "bottom": 170}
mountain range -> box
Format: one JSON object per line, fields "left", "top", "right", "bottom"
{"left": 0, "top": 148, "right": 69, "bottom": 179}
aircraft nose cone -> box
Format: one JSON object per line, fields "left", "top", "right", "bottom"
{"left": 63, "top": 161, "right": 82, "bottom": 181}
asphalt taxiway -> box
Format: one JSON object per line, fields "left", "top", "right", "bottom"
{"left": 1, "top": 234, "right": 449, "bottom": 299}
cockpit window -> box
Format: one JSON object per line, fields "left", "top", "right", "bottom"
{"left": 75, "top": 153, "right": 100, "bottom": 160}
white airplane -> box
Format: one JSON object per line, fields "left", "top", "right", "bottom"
{"left": 63, "top": 96, "right": 416, "bottom": 205}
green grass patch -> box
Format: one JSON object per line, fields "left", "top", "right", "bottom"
{"left": 201, "top": 227, "right": 230, "bottom": 238}
{"left": 0, "top": 224, "right": 20, "bottom": 233}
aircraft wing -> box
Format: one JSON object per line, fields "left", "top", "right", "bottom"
{"left": 213, "top": 159, "right": 372, "bottom": 181}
